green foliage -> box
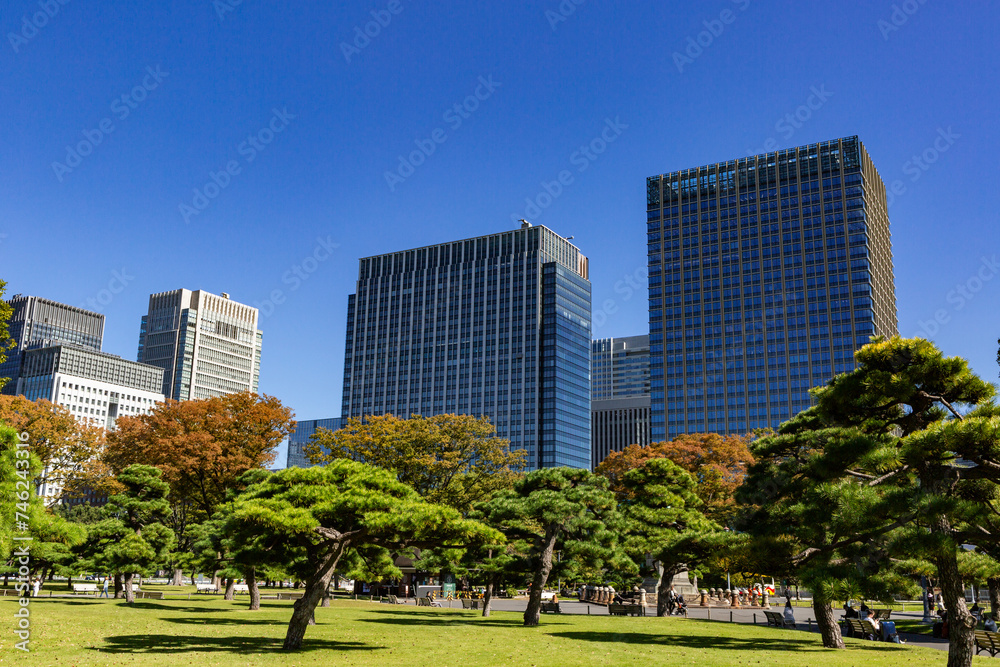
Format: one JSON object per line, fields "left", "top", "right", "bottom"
{"left": 0, "top": 280, "right": 14, "bottom": 390}
{"left": 80, "top": 465, "right": 176, "bottom": 581}
{"left": 618, "top": 458, "right": 727, "bottom": 582}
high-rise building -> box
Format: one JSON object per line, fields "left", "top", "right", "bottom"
{"left": 285, "top": 417, "right": 344, "bottom": 469}
{"left": 0, "top": 295, "right": 104, "bottom": 394}
{"left": 17, "top": 344, "right": 165, "bottom": 502}
{"left": 591, "top": 335, "right": 651, "bottom": 469}
{"left": 341, "top": 222, "right": 592, "bottom": 470}
{"left": 137, "top": 289, "right": 262, "bottom": 401}
{"left": 646, "top": 136, "right": 897, "bottom": 439}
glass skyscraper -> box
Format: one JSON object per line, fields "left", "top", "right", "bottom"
{"left": 591, "top": 335, "right": 651, "bottom": 469}
{"left": 0, "top": 295, "right": 104, "bottom": 395}
{"left": 341, "top": 222, "right": 592, "bottom": 470}
{"left": 646, "top": 136, "right": 897, "bottom": 439}
{"left": 285, "top": 417, "right": 344, "bottom": 469}
{"left": 137, "top": 289, "right": 262, "bottom": 401}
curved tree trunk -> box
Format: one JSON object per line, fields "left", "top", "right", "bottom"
{"left": 171, "top": 568, "right": 183, "bottom": 586}
{"left": 523, "top": 527, "right": 558, "bottom": 627}
{"left": 988, "top": 577, "right": 1000, "bottom": 622}
{"left": 190, "top": 573, "right": 196, "bottom": 587}
{"left": 123, "top": 573, "right": 136, "bottom": 604}
{"left": 813, "top": 596, "right": 844, "bottom": 649}
{"left": 223, "top": 577, "right": 236, "bottom": 600}
{"left": 248, "top": 567, "right": 260, "bottom": 611}
{"left": 113, "top": 573, "right": 124, "bottom": 599}
{"left": 283, "top": 545, "right": 345, "bottom": 650}
{"left": 482, "top": 575, "right": 495, "bottom": 617}
{"left": 934, "top": 528, "right": 975, "bottom": 667}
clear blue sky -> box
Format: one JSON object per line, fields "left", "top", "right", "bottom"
{"left": 2, "top": 1, "right": 998, "bottom": 454}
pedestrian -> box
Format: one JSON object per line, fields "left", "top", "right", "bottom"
{"left": 666, "top": 585, "right": 678, "bottom": 615}
{"left": 32, "top": 577, "right": 41, "bottom": 598}
{"left": 783, "top": 599, "right": 796, "bottom": 626}
{"left": 985, "top": 614, "right": 997, "bottom": 633}
{"left": 101, "top": 576, "right": 110, "bottom": 598}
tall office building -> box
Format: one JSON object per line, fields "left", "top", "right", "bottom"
{"left": 17, "top": 344, "right": 165, "bottom": 503}
{"left": 285, "top": 417, "right": 344, "bottom": 469}
{"left": 0, "top": 295, "right": 104, "bottom": 394}
{"left": 591, "top": 335, "right": 651, "bottom": 469}
{"left": 137, "top": 289, "right": 262, "bottom": 401}
{"left": 646, "top": 136, "right": 897, "bottom": 439}
{"left": 341, "top": 222, "right": 592, "bottom": 470}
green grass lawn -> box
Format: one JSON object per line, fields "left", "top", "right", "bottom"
{"left": 0, "top": 596, "right": 975, "bottom": 665}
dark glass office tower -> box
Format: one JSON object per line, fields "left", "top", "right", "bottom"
{"left": 341, "top": 222, "right": 592, "bottom": 470}
{"left": 0, "top": 295, "right": 104, "bottom": 395}
{"left": 646, "top": 137, "right": 897, "bottom": 439}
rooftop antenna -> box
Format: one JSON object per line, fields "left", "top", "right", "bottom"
{"left": 518, "top": 219, "right": 532, "bottom": 229}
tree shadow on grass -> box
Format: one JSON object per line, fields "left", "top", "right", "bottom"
{"left": 549, "top": 631, "right": 908, "bottom": 653}
{"left": 359, "top": 609, "right": 568, "bottom": 628}
{"left": 92, "top": 634, "right": 379, "bottom": 655}
{"left": 163, "top": 615, "right": 288, "bottom": 626}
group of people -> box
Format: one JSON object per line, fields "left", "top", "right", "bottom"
{"left": 664, "top": 586, "right": 687, "bottom": 615}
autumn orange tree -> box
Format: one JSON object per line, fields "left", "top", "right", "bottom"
{"left": 305, "top": 413, "right": 525, "bottom": 513}
{"left": 595, "top": 433, "right": 754, "bottom": 525}
{"left": 0, "top": 395, "right": 105, "bottom": 504}
{"left": 103, "top": 391, "right": 294, "bottom": 583}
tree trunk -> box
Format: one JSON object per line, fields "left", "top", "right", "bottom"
{"left": 934, "top": 526, "right": 976, "bottom": 667}
{"left": 223, "top": 577, "right": 236, "bottom": 600}
{"left": 3, "top": 573, "right": 8, "bottom": 587}
{"left": 248, "top": 567, "right": 261, "bottom": 611}
{"left": 190, "top": 573, "right": 196, "bottom": 586}
{"left": 283, "top": 548, "right": 343, "bottom": 651}
{"left": 813, "top": 596, "right": 844, "bottom": 649}
{"left": 123, "top": 573, "right": 135, "bottom": 604}
{"left": 114, "top": 573, "right": 124, "bottom": 599}
{"left": 172, "top": 568, "right": 183, "bottom": 586}
{"left": 482, "top": 575, "right": 495, "bottom": 617}
{"left": 67, "top": 575, "right": 74, "bottom": 590}
{"left": 523, "top": 527, "right": 558, "bottom": 627}
{"left": 988, "top": 577, "right": 1000, "bottom": 621}
{"left": 656, "top": 567, "right": 674, "bottom": 617}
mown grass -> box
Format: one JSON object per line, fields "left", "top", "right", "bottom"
{"left": 0, "top": 596, "right": 976, "bottom": 665}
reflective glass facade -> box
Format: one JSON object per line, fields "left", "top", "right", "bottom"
{"left": 341, "top": 224, "right": 592, "bottom": 470}
{"left": 286, "top": 417, "right": 344, "bottom": 468}
{"left": 646, "top": 137, "right": 897, "bottom": 439}
{"left": 0, "top": 295, "right": 104, "bottom": 395}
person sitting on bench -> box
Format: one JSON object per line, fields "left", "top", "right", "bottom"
{"left": 783, "top": 600, "right": 796, "bottom": 626}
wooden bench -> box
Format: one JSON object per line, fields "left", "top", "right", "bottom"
{"left": 541, "top": 602, "right": 561, "bottom": 614}
{"left": 417, "top": 596, "right": 442, "bottom": 607}
{"left": 232, "top": 584, "right": 250, "bottom": 594}
{"left": 976, "top": 631, "right": 1000, "bottom": 657}
{"left": 276, "top": 591, "right": 305, "bottom": 600}
{"left": 72, "top": 583, "right": 98, "bottom": 595}
{"left": 846, "top": 618, "right": 880, "bottom": 640}
{"left": 461, "top": 598, "right": 480, "bottom": 609}
{"left": 763, "top": 610, "right": 796, "bottom": 629}
{"left": 609, "top": 603, "right": 644, "bottom": 617}
{"left": 872, "top": 608, "right": 892, "bottom": 620}
{"left": 196, "top": 583, "right": 218, "bottom": 594}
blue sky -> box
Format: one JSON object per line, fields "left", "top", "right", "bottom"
{"left": 2, "top": 1, "right": 998, "bottom": 468}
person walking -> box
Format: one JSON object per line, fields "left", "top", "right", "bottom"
{"left": 32, "top": 577, "right": 41, "bottom": 598}
{"left": 101, "top": 576, "right": 110, "bottom": 598}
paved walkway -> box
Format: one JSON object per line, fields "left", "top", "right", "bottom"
{"left": 396, "top": 597, "right": 950, "bottom": 653}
